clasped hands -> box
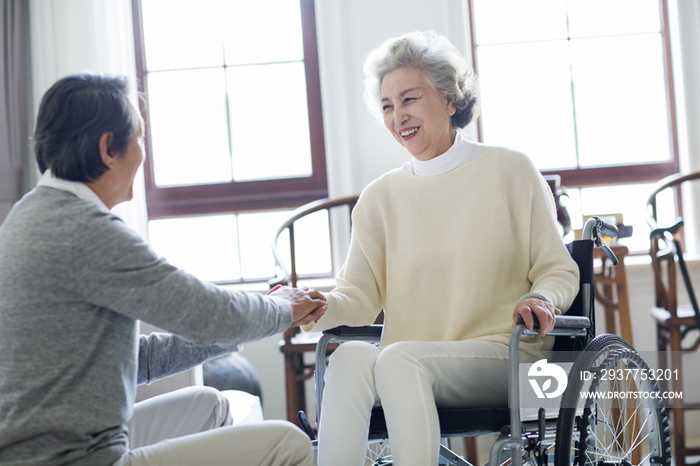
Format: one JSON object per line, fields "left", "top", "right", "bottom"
{"left": 268, "top": 285, "right": 327, "bottom": 327}
{"left": 511, "top": 297, "right": 557, "bottom": 337}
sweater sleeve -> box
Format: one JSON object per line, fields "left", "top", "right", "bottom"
{"left": 137, "top": 333, "right": 234, "bottom": 384}
{"left": 304, "top": 189, "right": 385, "bottom": 332}
{"left": 522, "top": 160, "right": 580, "bottom": 313}
{"left": 73, "top": 210, "right": 293, "bottom": 347}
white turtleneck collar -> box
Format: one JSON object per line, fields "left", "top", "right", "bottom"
{"left": 37, "top": 169, "right": 110, "bottom": 213}
{"left": 400, "top": 132, "right": 489, "bottom": 177}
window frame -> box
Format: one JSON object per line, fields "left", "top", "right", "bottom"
{"left": 466, "top": 0, "right": 680, "bottom": 189}
{"left": 131, "top": 0, "right": 328, "bottom": 219}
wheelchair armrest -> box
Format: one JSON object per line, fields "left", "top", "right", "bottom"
{"left": 518, "top": 314, "right": 590, "bottom": 337}
{"left": 322, "top": 324, "right": 383, "bottom": 338}
{"left": 315, "top": 325, "right": 383, "bottom": 423}
{"left": 552, "top": 314, "right": 591, "bottom": 329}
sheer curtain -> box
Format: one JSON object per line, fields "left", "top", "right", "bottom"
{"left": 0, "top": 1, "right": 31, "bottom": 222}
{"left": 28, "top": 0, "right": 148, "bottom": 239}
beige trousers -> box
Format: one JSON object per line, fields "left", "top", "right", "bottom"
{"left": 317, "top": 340, "right": 540, "bottom": 466}
{"left": 113, "top": 386, "right": 313, "bottom": 466}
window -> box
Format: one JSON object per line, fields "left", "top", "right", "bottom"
{"left": 147, "top": 209, "right": 332, "bottom": 286}
{"left": 132, "top": 0, "right": 327, "bottom": 218}
{"left": 468, "top": 0, "right": 678, "bottom": 251}
{"left": 132, "top": 0, "right": 327, "bottom": 284}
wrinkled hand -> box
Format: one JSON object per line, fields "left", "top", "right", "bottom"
{"left": 512, "top": 298, "right": 557, "bottom": 337}
{"left": 268, "top": 285, "right": 327, "bottom": 327}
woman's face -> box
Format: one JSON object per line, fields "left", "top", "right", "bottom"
{"left": 381, "top": 67, "right": 456, "bottom": 161}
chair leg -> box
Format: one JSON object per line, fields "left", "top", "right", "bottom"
{"left": 284, "top": 353, "right": 307, "bottom": 426}
{"left": 670, "top": 327, "right": 687, "bottom": 466}
{"left": 464, "top": 437, "right": 478, "bottom": 465}
{"left": 657, "top": 324, "right": 669, "bottom": 394}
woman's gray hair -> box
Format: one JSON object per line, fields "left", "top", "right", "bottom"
{"left": 363, "top": 30, "right": 480, "bottom": 130}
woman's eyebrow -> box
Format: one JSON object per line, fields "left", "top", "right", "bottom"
{"left": 381, "top": 87, "right": 422, "bottom": 102}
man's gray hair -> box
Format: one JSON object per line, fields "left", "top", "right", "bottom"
{"left": 363, "top": 30, "right": 480, "bottom": 129}
{"left": 34, "top": 73, "right": 141, "bottom": 182}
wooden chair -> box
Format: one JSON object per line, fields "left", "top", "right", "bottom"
{"left": 646, "top": 171, "right": 700, "bottom": 466}
{"left": 269, "top": 195, "right": 359, "bottom": 425}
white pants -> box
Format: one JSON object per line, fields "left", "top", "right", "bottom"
{"left": 317, "top": 340, "right": 539, "bottom": 466}
{"left": 114, "top": 386, "right": 313, "bottom": 466}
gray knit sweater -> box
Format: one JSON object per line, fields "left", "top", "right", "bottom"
{"left": 0, "top": 187, "right": 292, "bottom": 466}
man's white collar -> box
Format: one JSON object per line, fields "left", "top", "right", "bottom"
{"left": 37, "top": 170, "right": 110, "bottom": 213}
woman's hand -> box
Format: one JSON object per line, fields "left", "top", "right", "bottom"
{"left": 511, "top": 298, "right": 557, "bottom": 336}
{"left": 268, "top": 285, "right": 328, "bottom": 327}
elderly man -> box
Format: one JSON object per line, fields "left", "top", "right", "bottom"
{"left": 0, "top": 73, "right": 325, "bottom": 466}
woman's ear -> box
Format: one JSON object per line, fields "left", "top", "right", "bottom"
{"left": 98, "top": 133, "right": 115, "bottom": 168}
{"left": 446, "top": 98, "right": 457, "bottom": 117}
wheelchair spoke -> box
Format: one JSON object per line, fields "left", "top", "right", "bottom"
{"left": 366, "top": 440, "right": 393, "bottom": 466}
{"left": 555, "top": 338, "right": 671, "bottom": 466}
{"left": 588, "top": 392, "right": 654, "bottom": 463}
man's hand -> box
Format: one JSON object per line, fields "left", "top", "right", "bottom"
{"left": 268, "top": 285, "right": 328, "bottom": 327}
{"left": 512, "top": 298, "right": 557, "bottom": 336}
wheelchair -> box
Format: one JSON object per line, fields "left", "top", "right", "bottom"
{"left": 299, "top": 217, "right": 672, "bottom": 466}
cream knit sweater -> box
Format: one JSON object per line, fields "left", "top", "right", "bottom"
{"left": 310, "top": 146, "right": 579, "bottom": 353}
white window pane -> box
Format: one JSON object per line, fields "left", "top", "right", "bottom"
{"left": 223, "top": 0, "right": 304, "bottom": 65}
{"left": 293, "top": 210, "right": 333, "bottom": 276}
{"left": 571, "top": 34, "right": 671, "bottom": 167}
{"left": 472, "top": 0, "right": 568, "bottom": 45}
{"left": 227, "top": 63, "right": 312, "bottom": 181}
{"left": 478, "top": 42, "right": 577, "bottom": 169}
{"left": 654, "top": 187, "right": 677, "bottom": 230}
{"left": 148, "top": 215, "right": 241, "bottom": 282}
{"left": 238, "top": 211, "right": 294, "bottom": 280}
{"left": 567, "top": 0, "right": 661, "bottom": 38}
{"left": 142, "top": 0, "right": 225, "bottom": 71}
{"left": 148, "top": 69, "right": 232, "bottom": 187}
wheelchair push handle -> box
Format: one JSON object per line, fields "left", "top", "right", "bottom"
{"left": 582, "top": 216, "right": 618, "bottom": 241}
{"left": 582, "top": 216, "right": 619, "bottom": 266}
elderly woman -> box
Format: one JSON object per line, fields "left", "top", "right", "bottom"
{"left": 307, "top": 31, "right": 580, "bottom": 466}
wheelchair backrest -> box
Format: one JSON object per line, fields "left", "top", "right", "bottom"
{"left": 553, "top": 238, "right": 596, "bottom": 353}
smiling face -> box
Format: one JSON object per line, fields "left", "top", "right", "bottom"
{"left": 381, "top": 66, "right": 457, "bottom": 161}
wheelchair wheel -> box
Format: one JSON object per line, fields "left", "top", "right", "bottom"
{"left": 554, "top": 334, "right": 671, "bottom": 466}
{"left": 366, "top": 440, "right": 393, "bottom": 466}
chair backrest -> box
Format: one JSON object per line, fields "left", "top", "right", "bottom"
{"left": 270, "top": 195, "right": 359, "bottom": 343}
{"left": 646, "top": 171, "right": 700, "bottom": 319}
{"left": 270, "top": 195, "right": 359, "bottom": 288}
{"left": 553, "top": 238, "right": 596, "bottom": 353}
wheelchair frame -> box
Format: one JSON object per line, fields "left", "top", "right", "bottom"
{"left": 307, "top": 218, "right": 672, "bottom": 466}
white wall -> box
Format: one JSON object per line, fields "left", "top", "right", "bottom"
{"left": 674, "top": 0, "right": 700, "bottom": 255}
